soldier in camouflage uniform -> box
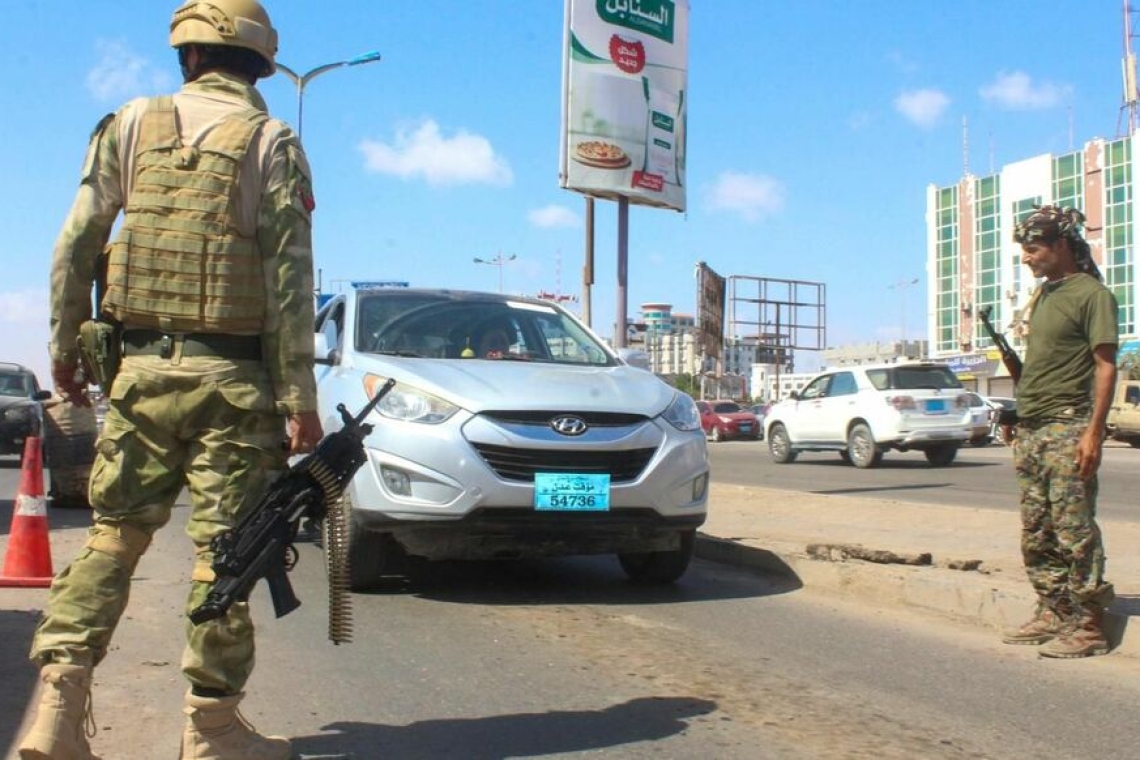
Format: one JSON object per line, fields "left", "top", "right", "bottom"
{"left": 20, "top": 2, "right": 322, "bottom": 758}
{"left": 1000, "top": 206, "right": 1118, "bottom": 659}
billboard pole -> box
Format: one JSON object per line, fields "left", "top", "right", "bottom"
{"left": 615, "top": 197, "right": 629, "bottom": 348}
{"left": 583, "top": 197, "right": 595, "bottom": 327}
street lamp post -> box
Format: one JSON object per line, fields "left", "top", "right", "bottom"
{"left": 276, "top": 51, "right": 382, "bottom": 139}
{"left": 889, "top": 277, "right": 921, "bottom": 353}
{"left": 473, "top": 253, "right": 517, "bottom": 293}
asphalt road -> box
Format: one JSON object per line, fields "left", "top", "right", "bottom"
{"left": 5, "top": 497, "right": 1140, "bottom": 760}
{"left": 707, "top": 438, "right": 1140, "bottom": 523}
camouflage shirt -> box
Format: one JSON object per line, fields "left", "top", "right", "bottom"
{"left": 49, "top": 72, "right": 317, "bottom": 415}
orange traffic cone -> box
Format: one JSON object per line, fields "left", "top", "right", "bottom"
{"left": 0, "top": 436, "right": 54, "bottom": 587}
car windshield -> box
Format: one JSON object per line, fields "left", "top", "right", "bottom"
{"left": 355, "top": 293, "right": 614, "bottom": 366}
{"left": 865, "top": 366, "right": 963, "bottom": 391}
{"left": 713, "top": 402, "right": 743, "bottom": 413}
{"left": 0, "top": 371, "right": 32, "bottom": 398}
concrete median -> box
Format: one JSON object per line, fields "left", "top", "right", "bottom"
{"left": 696, "top": 482, "right": 1140, "bottom": 657}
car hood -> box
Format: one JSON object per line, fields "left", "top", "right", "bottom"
{"left": 0, "top": 395, "right": 36, "bottom": 412}
{"left": 347, "top": 356, "right": 677, "bottom": 416}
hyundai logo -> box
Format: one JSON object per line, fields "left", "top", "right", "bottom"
{"left": 550, "top": 415, "right": 588, "bottom": 436}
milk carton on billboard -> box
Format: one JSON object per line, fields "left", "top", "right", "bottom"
{"left": 561, "top": 0, "right": 689, "bottom": 212}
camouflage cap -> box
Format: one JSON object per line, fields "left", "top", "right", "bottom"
{"left": 1013, "top": 205, "right": 1086, "bottom": 245}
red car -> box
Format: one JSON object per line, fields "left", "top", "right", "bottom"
{"left": 696, "top": 400, "right": 762, "bottom": 442}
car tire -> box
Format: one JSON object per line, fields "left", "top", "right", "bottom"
{"left": 330, "top": 493, "right": 400, "bottom": 591}
{"left": 847, "top": 423, "right": 881, "bottom": 469}
{"left": 618, "top": 529, "right": 695, "bottom": 583}
{"left": 924, "top": 444, "right": 959, "bottom": 467}
{"left": 768, "top": 424, "right": 797, "bottom": 463}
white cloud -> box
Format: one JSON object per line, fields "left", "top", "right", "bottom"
{"left": 894, "top": 88, "right": 951, "bottom": 128}
{"left": 528, "top": 205, "right": 579, "bottom": 229}
{"left": 0, "top": 289, "right": 51, "bottom": 383}
{"left": 705, "top": 172, "right": 785, "bottom": 222}
{"left": 85, "top": 39, "right": 173, "bottom": 103}
{"left": 359, "top": 119, "right": 513, "bottom": 187}
{"left": 980, "top": 70, "right": 1071, "bottom": 110}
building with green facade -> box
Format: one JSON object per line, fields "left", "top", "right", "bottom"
{"left": 926, "top": 136, "right": 1136, "bottom": 396}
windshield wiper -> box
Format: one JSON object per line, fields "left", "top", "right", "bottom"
{"left": 373, "top": 350, "right": 422, "bottom": 358}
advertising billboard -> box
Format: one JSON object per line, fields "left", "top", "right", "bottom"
{"left": 560, "top": 0, "right": 689, "bottom": 212}
{"left": 696, "top": 262, "right": 726, "bottom": 361}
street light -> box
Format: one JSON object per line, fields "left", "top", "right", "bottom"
{"left": 889, "top": 277, "right": 921, "bottom": 348}
{"left": 276, "top": 50, "right": 382, "bottom": 139}
{"left": 473, "top": 253, "right": 517, "bottom": 293}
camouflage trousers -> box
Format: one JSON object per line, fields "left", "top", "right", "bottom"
{"left": 30, "top": 354, "right": 286, "bottom": 694}
{"left": 1013, "top": 417, "right": 1113, "bottom": 613}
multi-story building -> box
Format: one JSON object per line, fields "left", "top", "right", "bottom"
{"left": 926, "top": 133, "right": 1139, "bottom": 396}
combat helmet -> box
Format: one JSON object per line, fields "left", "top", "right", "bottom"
{"left": 170, "top": 0, "right": 277, "bottom": 77}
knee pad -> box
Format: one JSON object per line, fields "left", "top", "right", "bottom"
{"left": 84, "top": 522, "right": 152, "bottom": 573}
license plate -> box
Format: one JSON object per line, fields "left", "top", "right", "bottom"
{"left": 925, "top": 399, "right": 946, "bottom": 414}
{"left": 534, "top": 473, "right": 611, "bottom": 511}
{"left": 739, "top": 423, "right": 752, "bottom": 433}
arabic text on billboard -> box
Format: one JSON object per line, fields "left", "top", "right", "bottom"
{"left": 561, "top": 0, "right": 689, "bottom": 212}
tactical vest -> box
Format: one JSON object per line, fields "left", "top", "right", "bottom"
{"left": 102, "top": 96, "right": 269, "bottom": 333}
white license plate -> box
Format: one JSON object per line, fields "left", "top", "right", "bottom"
{"left": 534, "top": 473, "right": 611, "bottom": 511}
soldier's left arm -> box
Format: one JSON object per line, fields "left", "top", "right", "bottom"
{"left": 1077, "top": 289, "right": 1120, "bottom": 478}
{"left": 258, "top": 131, "right": 318, "bottom": 418}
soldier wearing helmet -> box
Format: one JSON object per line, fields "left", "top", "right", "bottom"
{"left": 21, "top": 2, "right": 320, "bottom": 758}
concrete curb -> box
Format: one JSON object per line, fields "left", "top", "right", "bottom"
{"left": 696, "top": 533, "right": 1139, "bottom": 659}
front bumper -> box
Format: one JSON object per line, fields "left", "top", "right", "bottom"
{"left": 358, "top": 507, "right": 706, "bottom": 560}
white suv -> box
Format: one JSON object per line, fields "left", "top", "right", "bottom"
{"left": 764, "top": 362, "right": 973, "bottom": 468}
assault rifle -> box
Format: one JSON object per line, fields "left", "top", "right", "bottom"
{"left": 188, "top": 378, "right": 396, "bottom": 644}
{"left": 976, "top": 306, "right": 1021, "bottom": 426}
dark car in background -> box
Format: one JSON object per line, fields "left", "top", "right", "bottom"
{"left": 0, "top": 362, "right": 51, "bottom": 461}
{"left": 696, "top": 400, "right": 762, "bottom": 442}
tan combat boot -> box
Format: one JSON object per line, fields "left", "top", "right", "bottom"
{"left": 18, "top": 663, "right": 101, "bottom": 760}
{"left": 1001, "top": 603, "right": 1066, "bottom": 645}
{"left": 180, "top": 690, "right": 293, "bottom": 760}
{"left": 1039, "top": 608, "right": 1111, "bottom": 659}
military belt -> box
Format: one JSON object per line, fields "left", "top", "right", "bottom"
{"left": 122, "top": 329, "right": 262, "bottom": 360}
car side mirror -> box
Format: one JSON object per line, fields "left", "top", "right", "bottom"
{"left": 33, "top": 390, "right": 53, "bottom": 402}
{"left": 313, "top": 333, "right": 338, "bottom": 366}
{"left": 788, "top": 391, "right": 799, "bottom": 401}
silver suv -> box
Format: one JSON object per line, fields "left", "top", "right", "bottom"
{"left": 764, "top": 362, "right": 972, "bottom": 468}
{"left": 313, "top": 288, "right": 710, "bottom": 589}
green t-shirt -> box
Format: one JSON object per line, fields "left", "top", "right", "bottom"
{"left": 1017, "top": 273, "right": 1118, "bottom": 421}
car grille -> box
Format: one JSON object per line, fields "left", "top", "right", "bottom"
{"left": 480, "top": 410, "right": 649, "bottom": 426}
{"left": 472, "top": 443, "right": 656, "bottom": 482}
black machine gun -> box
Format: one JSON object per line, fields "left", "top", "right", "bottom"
{"left": 188, "top": 379, "right": 396, "bottom": 644}
{"left": 976, "top": 306, "right": 1021, "bottom": 425}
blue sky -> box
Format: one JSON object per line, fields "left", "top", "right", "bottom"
{"left": 0, "top": 1, "right": 1128, "bottom": 384}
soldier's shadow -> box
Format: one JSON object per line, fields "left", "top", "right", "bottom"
{"left": 292, "top": 695, "right": 716, "bottom": 759}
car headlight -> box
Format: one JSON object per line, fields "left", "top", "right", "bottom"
{"left": 660, "top": 391, "right": 701, "bottom": 432}
{"left": 2, "top": 406, "right": 33, "bottom": 422}
{"left": 364, "top": 375, "right": 458, "bottom": 424}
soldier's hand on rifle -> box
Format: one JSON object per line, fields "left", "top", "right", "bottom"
{"left": 287, "top": 410, "right": 323, "bottom": 454}
{"left": 52, "top": 360, "right": 90, "bottom": 407}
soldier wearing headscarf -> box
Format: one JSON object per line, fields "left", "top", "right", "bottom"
{"left": 20, "top": 2, "right": 321, "bottom": 757}
{"left": 1000, "top": 205, "right": 1118, "bottom": 658}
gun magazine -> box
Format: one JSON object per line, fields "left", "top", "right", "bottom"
{"left": 324, "top": 491, "right": 353, "bottom": 645}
